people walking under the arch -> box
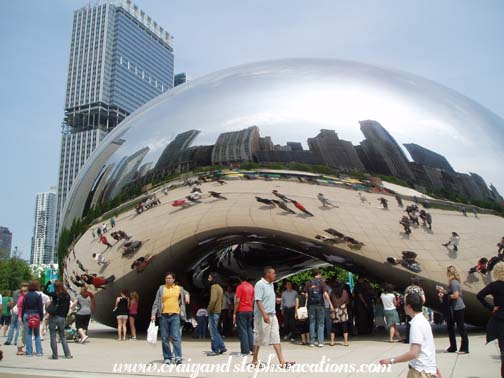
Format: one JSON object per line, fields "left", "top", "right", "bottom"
{"left": 395, "top": 195, "right": 403, "bottom": 208}
{"left": 379, "top": 293, "right": 439, "bottom": 378}
{"left": 206, "top": 272, "right": 226, "bottom": 356}
{"left": 477, "top": 262, "right": 504, "bottom": 378}
{"left": 403, "top": 277, "right": 426, "bottom": 344}
{"left": 272, "top": 190, "right": 290, "bottom": 202}
{"left": 353, "top": 276, "right": 374, "bottom": 335}
{"left": 22, "top": 281, "right": 44, "bottom": 357}
{"left": 498, "top": 237, "right": 504, "bottom": 256}
{"left": 251, "top": 266, "right": 295, "bottom": 368}
{"left": 151, "top": 272, "right": 189, "bottom": 365}
{"left": 329, "top": 281, "right": 350, "bottom": 347}
{"left": 129, "top": 291, "right": 139, "bottom": 340}
{"left": 317, "top": 193, "right": 337, "bottom": 208}
{"left": 234, "top": 276, "right": 255, "bottom": 356}
{"left": 295, "top": 289, "right": 309, "bottom": 345}
{"left": 438, "top": 266, "right": 469, "bottom": 354}
{"left": 100, "top": 234, "right": 113, "bottom": 249}
{"left": 71, "top": 286, "right": 95, "bottom": 344}
{"left": 381, "top": 284, "right": 402, "bottom": 343}
{"left": 209, "top": 191, "right": 227, "bottom": 200}
{"left": 221, "top": 285, "right": 234, "bottom": 337}
{"left": 442, "top": 232, "right": 460, "bottom": 252}
{"left": 400, "top": 216, "right": 412, "bottom": 234}
{"left": 110, "top": 217, "right": 116, "bottom": 228}
{"left": 303, "top": 269, "right": 333, "bottom": 347}
{"left": 102, "top": 222, "right": 108, "bottom": 234}
{"left": 45, "top": 281, "right": 72, "bottom": 359}
{"left": 194, "top": 307, "right": 208, "bottom": 339}
{"left": 291, "top": 200, "right": 314, "bottom": 216}
{"left": 114, "top": 289, "right": 130, "bottom": 341}
{"left": 1, "top": 290, "right": 13, "bottom": 337}
{"left": 272, "top": 199, "right": 296, "bottom": 214}
{"left": 379, "top": 197, "right": 389, "bottom": 209}
{"left": 281, "top": 281, "right": 298, "bottom": 342}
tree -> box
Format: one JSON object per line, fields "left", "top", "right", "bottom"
{"left": 0, "top": 258, "right": 34, "bottom": 292}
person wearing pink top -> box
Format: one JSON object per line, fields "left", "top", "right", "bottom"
{"left": 16, "top": 283, "right": 28, "bottom": 355}
{"left": 129, "top": 291, "right": 139, "bottom": 340}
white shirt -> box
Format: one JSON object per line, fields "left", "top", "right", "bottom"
{"left": 450, "top": 235, "right": 460, "bottom": 246}
{"left": 380, "top": 293, "right": 396, "bottom": 310}
{"left": 36, "top": 291, "right": 51, "bottom": 314}
{"left": 409, "top": 312, "right": 437, "bottom": 374}
{"left": 95, "top": 253, "right": 105, "bottom": 264}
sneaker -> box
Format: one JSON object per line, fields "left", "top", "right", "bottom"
{"left": 218, "top": 348, "right": 227, "bottom": 354}
{"left": 3, "top": 342, "right": 11, "bottom": 346}
{"left": 309, "top": 344, "right": 315, "bottom": 347}
{"left": 49, "top": 356, "right": 58, "bottom": 360}
{"left": 131, "top": 337, "right": 136, "bottom": 340}
{"left": 65, "top": 355, "right": 74, "bottom": 359}
{"left": 206, "top": 351, "right": 219, "bottom": 356}
{"left": 36, "top": 353, "right": 44, "bottom": 357}
{"left": 175, "top": 359, "right": 182, "bottom": 365}
{"left": 317, "top": 344, "right": 324, "bottom": 348}
{"left": 163, "top": 359, "right": 172, "bottom": 365}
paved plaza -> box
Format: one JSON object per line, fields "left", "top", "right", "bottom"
{"left": 0, "top": 323, "right": 500, "bottom": 378}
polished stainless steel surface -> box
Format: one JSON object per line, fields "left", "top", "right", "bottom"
{"left": 62, "top": 59, "right": 504, "bottom": 229}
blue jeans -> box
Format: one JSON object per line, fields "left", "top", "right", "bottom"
{"left": 159, "top": 314, "right": 182, "bottom": 361}
{"left": 308, "top": 305, "right": 325, "bottom": 345}
{"left": 208, "top": 313, "right": 225, "bottom": 353}
{"left": 195, "top": 316, "right": 207, "bottom": 338}
{"left": 324, "top": 307, "right": 332, "bottom": 339}
{"left": 6, "top": 313, "right": 19, "bottom": 344}
{"left": 237, "top": 312, "right": 254, "bottom": 354}
{"left": 24, "top": 313, "right": 43, "bottom": 355}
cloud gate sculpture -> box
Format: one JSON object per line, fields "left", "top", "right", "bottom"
{"left": 61, "top": 59, "right": 504, "bottom": 328}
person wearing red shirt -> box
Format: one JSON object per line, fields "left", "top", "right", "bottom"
{"left": 233, "top": 277, "right": 254, "bottom": 356}
{"left": 100, "top": 235, "right": 113, "bottom": 248}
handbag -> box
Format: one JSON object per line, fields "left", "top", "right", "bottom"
{"left": 296, "top": 306, "right": 308, "bottom": 320}
{"left": 28, "top": 314, "right": 40, "bottom": 329}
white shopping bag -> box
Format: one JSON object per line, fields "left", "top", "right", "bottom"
{"left": 147, "top": 321, "right": 158, "bottom": 345}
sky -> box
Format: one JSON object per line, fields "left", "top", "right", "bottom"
{"left": 1, "top": 0, "right": 503, "bottom": 261}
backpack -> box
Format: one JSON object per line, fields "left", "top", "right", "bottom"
{"left": 308, "top": 279, "right": 323, "bottom": 306}
{"left": 28, "top": 314, "right": 40, "bottom": 329}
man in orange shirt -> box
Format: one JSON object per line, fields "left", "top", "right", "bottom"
{"left": 233, "top": 277, "right": 254, "bottom": 356}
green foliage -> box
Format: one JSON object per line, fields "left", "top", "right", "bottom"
{"left": 283, "top": 266, "right": 350, "bottom": 289}
{"left": 0, "top": 258, "right": 34, "bottom": 292}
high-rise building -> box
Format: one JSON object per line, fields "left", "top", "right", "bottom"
{"left": 358, "top": 120, "right": 414, "bottom": 181}
{"left": 0, "top": 226, "right": 13, "bottom": 260}
{"left": 56, "top": 0, "right": 174, "bottom": 253}
{"left": 403, "top": 143, "right": 455, "bottom": 173}
{"left": 31, "top": 188, "right": 58, "bottom": 265}
{"left": 307, "top": 129, "right": 364, "bottom": 172}
{"left": 286, "top": 142, "right": 303, "bottom": 151}
{"left": 174, "top": 72, "right": 189, "bottom": 87}
{"left": 212, "top": 126, "right": 260, "bottom": 165}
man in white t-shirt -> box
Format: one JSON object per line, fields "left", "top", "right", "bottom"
{"left": 380, "top": 293, "right": 440, "bottom": 378}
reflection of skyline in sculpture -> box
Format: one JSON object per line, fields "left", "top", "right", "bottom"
{"left": 61, "top": 59, "right": 504, "bottom": 231}
{"left": 404, "top": 143, "right": 455, "bottom": 173}
{"left": 154, "top": 129, "right": 200, "bottom": 172}
{"left": 107, "top": 147, "right": 150, "bottom": 200}
{"left": 211, "top": 126, "right": 260, "bottom": 165}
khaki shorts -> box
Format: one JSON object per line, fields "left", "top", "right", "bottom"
{"left": 254, "top": 314, "right": 280, "bottom": 346}
{"left": 407, "top": 366, "right": 437, "bottom": 378}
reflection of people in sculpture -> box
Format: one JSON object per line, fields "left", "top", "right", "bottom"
{"left": 80, "top": 274, "right": 115, "bottom": 289}
{"left": 272, "top": 190, "right": 290, "bottom": 202}
{"left": 442, "top": 232, "right": 460, "bottom": 252}
{"left": 378, "top": 197, "right": 388, "bottom": 210}
{"left": 130, "top": 255, "right": 153, "bottom": 273}
{"left": 209, "top": 191, "right": 227, "bottom": 200}
{"left": 255, "top": 196, "right": 276, "bottom": 207}
{"left": 291, "top": 200, "right": 314, "bottom": 216}
{"left": 317, "top": 193, "right": 337, "bottom": 208}
{"left": 122, "top": 240, "right": 143, "bottom": 255}
{"left": 358, "top": 192, "right": 369, "bottom": 204}
{"left": 395, "top": 195, "right": 403, "bottom": 207}
{"left": 272, "top": 200, "right": 296, "bottom": 214}
{"left": 400, "top": 216, "right": 411, "bottom": 234}
{"left": 497, "top": 237, "right": 504, "bottom": 256}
